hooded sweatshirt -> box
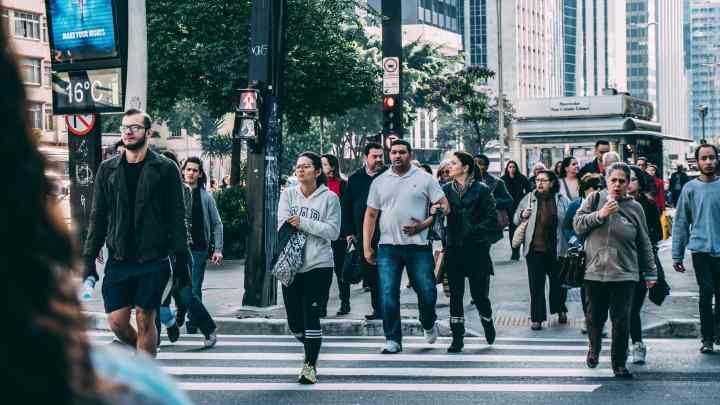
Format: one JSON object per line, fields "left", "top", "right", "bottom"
{"left": 277, "top": 184, "right": 341, "bottom": 273}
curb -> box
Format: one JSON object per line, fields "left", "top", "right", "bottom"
{"left": 85, "top": 311, "right": 699, "bottom": 338}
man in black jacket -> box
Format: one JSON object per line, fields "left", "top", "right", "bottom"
{"left": 578, "top": 140, "right": 611, "bottom": 178}
{"left": 84, "top": 109, "right": 188, "bottom": 357}
{"left": 670, "top": 164, "right": 690, "bottom": 207}
{"left": 342, "top": 142, "right": 385, "bottom": 319}
{"left": 473, "top": 154, "right": 513, "bottom": 213}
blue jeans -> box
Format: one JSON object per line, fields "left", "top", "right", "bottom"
{"left": 187, "top": 250, "right": 209, "bottom": 332}
{"left": 377, "top": 244, "right": 437, "bottom": 343}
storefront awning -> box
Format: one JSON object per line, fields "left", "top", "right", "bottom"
{"left": 513, "top": 117, "right": 692, "bottom": 143}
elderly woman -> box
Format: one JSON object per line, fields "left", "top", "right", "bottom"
{"left": 528, "top": 162, "right": 547, "bottom": 191}
{"left": 514, "top": 170, "right": 570, "bottom": 330}
{"left": 573, "top": 162, "right": 657, "bottom": 379}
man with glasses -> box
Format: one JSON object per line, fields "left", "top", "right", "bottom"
{"left": 84, "top": 109, "right": 189, "bottom": 357}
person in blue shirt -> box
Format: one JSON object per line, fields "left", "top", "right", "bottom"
{"left": 672, "top": 143, "right": 720, "bottom": 354}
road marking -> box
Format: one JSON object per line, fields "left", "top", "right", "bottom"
{"left": 178, "top": 382, "right": 602, "bottom": 392}
{"left": 164, "top": 366, "right": 614, "bottom": 377}
{"left": 157, "top": 352, "right": 606, "bottom": 363}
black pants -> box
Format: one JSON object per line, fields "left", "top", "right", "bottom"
{"left": 364, "top": 260, "right": 380, "bottom": 313}
{"left": 283, "top": 268, "right": 333, "bottom": 365}
{"left": 585, "top": 280, "right": 635, "bottom": 368}
{"left": 446, "top": 245, "right": 493, "bottom": 323}
{"left": 526, "top": 251, "right": 567, "bottom": 322}
{"left": 629, "top": 281, "right": 648, "bottom": 343}
{"left": 691, "top": 253, "right": 720, "bottom": 343}
{"left": 327, "top": 239, "right": 350, "bottom": 306}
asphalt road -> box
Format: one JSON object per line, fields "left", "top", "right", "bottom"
{"left": 91, "top": 332, "right": 720, "bottom": 405}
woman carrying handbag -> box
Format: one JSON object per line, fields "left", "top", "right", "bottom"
{"left": 276, "top": 152, "right": 341, "bottom": 384}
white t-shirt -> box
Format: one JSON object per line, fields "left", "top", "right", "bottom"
{"left": 367, "top": 166, "right": 445, "bottom": 245}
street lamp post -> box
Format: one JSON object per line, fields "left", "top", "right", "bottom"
{"left": 496, "top": 0, "right": 504, "bottom": 171}
{"left": 698, "top": 104, "right": 708, "bottom": 144}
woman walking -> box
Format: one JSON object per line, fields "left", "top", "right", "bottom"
{"left": 502, "top": 160, "right": 532, "bottom": 261}
{"left": 574, "top": 162, "right": 657, "bottom": 378}
{"left": 628, "top": 165, "right": 663, "bottom": 364}
{"left": 441, "top": 152, "right": 501, "bottom": 352}
{"left": 559, "top": 157, "right": 581, "bottom": 201}
{"left": 321, "top": 153, "right": 351, "bottom": 316}
{"left": 514, "top": 170, "right": 570, "bottom": 330}
{"left": 278, "top": 152, "right": 341, "bottom": 384}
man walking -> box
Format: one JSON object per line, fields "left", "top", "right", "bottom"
{"left": 670, "top": 164, "right": 690, "bottom": 207}
{"left": 342, "top": 142, "right": 385, "bottom": 320}
{"left": 673, "top": 144, "right": 720, "bottom": 353}
{"left": 181, "top": 157, "right": 224, "bottom": 342}
{"left": 579, "top": 140, "right": 611, "bottom": 178}
{"left": 84, "top": 109, "right": 188, "bottom": 356}
{"left": 364, "top": 140, "right": 449, "bottom": 354}
{"left": 473, "top": 154, "right": 514, "bottom": 215}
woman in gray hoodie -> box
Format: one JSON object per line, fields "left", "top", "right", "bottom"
{"left": 277, "top": 152, "right": 341, "bottom": 385}
{"left": 573, "top": 162, "right": 657, "bottom": 379}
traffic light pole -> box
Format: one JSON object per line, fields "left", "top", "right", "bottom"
{"left": 382, "top": 0, "right": 403, "bottom": 140}
{"left": 242, "top": 0, "right": 287, "bottom": 307}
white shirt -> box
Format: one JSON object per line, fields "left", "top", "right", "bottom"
{"left": 367, "top": 166, "right": 445, "bottom": 245}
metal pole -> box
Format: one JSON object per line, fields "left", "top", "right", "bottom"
{"left": 496, "top": 0, "right": 505, "bottom": 171}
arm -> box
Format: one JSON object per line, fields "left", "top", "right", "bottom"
{"left": 297, "top": 194, "right": 341, "bottom": 241}
{"left": 363, "top": 206, "right": 379, "bottom": 263}
{"left": 636, "top": 208, "right": 658, "bottom": 281}
{"left": 471, "top": 186, "right": 498, "bottom": 235}
{"left": 513, "top": 193, "right": 531, "bottom": 225}
{"left": 493, "top": 179, "right": 514, "bottom": 210}
{"left": 573, "top": 192, "right": 605, "bottom": 236}
{"left": 166, "top": 164, "right": 189, "bottom": 255}
{"left": 671, "top": 187, "right": 691, "bottom": 262}
{"left": 277, "top": 189, "right": 292, "bottom": 230}
{"left": 646, "top": 201, "right": 663, "bottom": 247}
{"left": 82, "top": 163, "right": 107, "bottom": 278}
{"left": 208, "top": 194, "right": 224, "bottom": 253}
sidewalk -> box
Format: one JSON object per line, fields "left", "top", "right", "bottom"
{"left": 82, "top": 234, "right": 702, "bottom": 339}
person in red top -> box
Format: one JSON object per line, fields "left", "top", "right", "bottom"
{"left": 646, "top": 164, "right": 666, "bottom": 212}
{"left": 321, "top": 154, "right": 351, "bottom": 316}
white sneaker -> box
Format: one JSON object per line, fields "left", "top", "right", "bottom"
{"left": 424, "top": 322, "right": 439, "bottom": 344}
{"left": 632, "top": 342, "right": 647, "bottom": 364}
{"left": 204, "top": 331, "right": 218, "bottom": 349}
{"left": 381, "top": 340, "right": 402, "bottom": 354}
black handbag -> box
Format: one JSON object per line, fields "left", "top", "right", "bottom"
{"left": 341, "top": 240, "right": 364, "bottom": 284}
{"left": 559, "top": 246, "right": 586, "bottom": 289}
{"left": 648, "top": 252, "right": 671, "bottom": 306}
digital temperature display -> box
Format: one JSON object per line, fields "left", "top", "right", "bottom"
{"left": 52, "top": 67, "right": 123, "bottom": 114}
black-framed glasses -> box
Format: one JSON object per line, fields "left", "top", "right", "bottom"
{"left": 120, "top": 124, "right": 146, "bottom": 133}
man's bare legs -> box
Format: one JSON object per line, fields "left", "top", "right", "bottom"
{"left": 107, "top": 307, "right": 137, "bottom": 347}
{"left": 136, "top": 307, "right": 159, "bottom": 357}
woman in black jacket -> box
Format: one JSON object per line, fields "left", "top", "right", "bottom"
{"left": 439, "top": 151, "right": 501, "bottom": 352}
{"left": 628, "top": 165, "right": 663, "bottom": 365}
{"left": 502, "top": 160, "right": 532, "bottom": 260}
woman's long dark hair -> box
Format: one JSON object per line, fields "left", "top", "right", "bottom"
{"left": 536, "top": 170, "right": 561, "bottom": 194}
{"left": 0, "top": 22, "right": 108, "bottom": 404}
{"left": 503, "top": 160, "right": 522, "bottom": 179}
{"left": 320, "top": 153, "right": 342, "bottom": 179}
{"left": 559, "top": 156, "right": 576, "bottom": 178}
{"left": 300, "top": 152, "right": 327, "bottom": 187}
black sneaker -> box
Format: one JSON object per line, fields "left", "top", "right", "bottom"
{"left": 700, "top": 341, "right": 714, "bottom": 354}
{"left": 482, "top": 318, "right": 496, "bottom": 345}
{"left": 364, "top": 312, "right": 381, "bottom": 320}
{"left": 613, "top": 366, "right": 633, "bottom": 379}
{"left": 336, "top": 301, "right": 350, "bottom": 316}
{"left": 167, "top": 324, "right": 180, "bottom": 343}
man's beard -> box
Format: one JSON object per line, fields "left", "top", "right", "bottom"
{"left": 124, "top": 134, "right": 147, "bottom": 151}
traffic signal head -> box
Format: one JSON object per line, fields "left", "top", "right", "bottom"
{"left": 383, "top": 95, "right": 401, "bottom": 134}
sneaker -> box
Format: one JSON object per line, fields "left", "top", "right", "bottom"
{"left": 167, "top": 324, "right": 180, "bottom": 343}
{"left": 424, "top": 322, "right": 439, "bottom": 344}
{"left": 558, "top": 312, "right": 568, "bottom": 324}
{"left": 364, "top": 312, "right": 381, "bottom": 320}
{"left": 586, "top": 350, "right": 599, "bottom": 369}
{"left": 381, "top": 340, "right": 402, "bottom": 354}
{"left": 612, "top": 366, "right": 633, "bottom": 379}
{"left": 176, "top": 311, "right": 186, "bottom": 328}
{"left": 336, "top": 301, "right": 350, "bottom": 316}
{"left": 631, "top": 342, "right": 647, "bottom": 364}
{"left": 298, "top": 363, "right": 317, "bottom": 384}
{"left": 531, "top": 322, "right": 543, "bottom": 331}
{"left": 203, "top": 331, "right": 218, "bottom": 349}
{"left": 700, "top": 341, "right": 714, "bottom": 354}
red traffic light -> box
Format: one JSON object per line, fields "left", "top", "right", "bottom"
{"left": 383, "top": 96, "right": 396, "bottom": 109}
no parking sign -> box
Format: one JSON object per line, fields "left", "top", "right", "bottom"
{"left": 65, "top": 114, "right": 97, "bottom": 136}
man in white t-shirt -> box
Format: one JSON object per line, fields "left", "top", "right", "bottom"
{"left": 363, "top": 139, "right": 450, "bottom": 354}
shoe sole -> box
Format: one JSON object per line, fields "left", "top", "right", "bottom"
{"left": 298, "top": 377, "right": 316, "bottom": 384}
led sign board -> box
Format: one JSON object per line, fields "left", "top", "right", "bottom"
{"left": 47, "top": 0, "right": 119, "bottom": 63}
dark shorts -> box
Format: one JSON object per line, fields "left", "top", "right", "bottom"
{"left": 102, "top": 259, "right": 172, "bottom": 313}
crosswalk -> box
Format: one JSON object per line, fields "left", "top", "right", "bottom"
{"left": 89, "top": 331, "right": 615, "bottom": 394}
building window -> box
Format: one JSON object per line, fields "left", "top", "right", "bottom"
{"left": 41, "top": 17, "right": 48, "bottom": 43}
{"left": 44, "top": 105, "right": 54, "bottom": 131}
{"left": 29, "top": 103, "right": 42, "bottom": 129}
{"left": 43, "top": 61, "right": 52, "bottom": 88}
{"left": 20, "top": 58, "right": 42, "bottom": 85}
{"left": 14, "top": 11, "right": 41, "bottom": 40}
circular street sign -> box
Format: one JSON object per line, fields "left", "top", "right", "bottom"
{"left": 383, "top": 58, "right": 398, "bottom": 73}
{"left": 65, "top": 114, "right": 96, "bottom": 136}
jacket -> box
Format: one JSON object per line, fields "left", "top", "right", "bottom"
{"left": 670, "top": 171, "right": 690, "bottom": 193}
{"left": 83, "top": 150, "right": 187, "bottom": 263}
{"left": 191, "top": 187, "right": 224, "bottom": 253}
{"left": 562, "top": 197, "right": 583, "bottom": 247}
{"left": 341, "top": 166, "right": 384, "bottom": 247}
{"left": 671, "top": 178, "right": 720, "bottom": 260}
{"left": 573, "top": 190, "right": 657, "bottom": 282}
{"left": 476, "top": 172, "right": 514, "bottom": 211}
{"left": 578, "top": 158, "right": 603, "bottom": 179}
{"left": 443, "top": 180, "right": 501, "bottom": 248}
{"left": 277, "top": 184, "right": 341, "bottom": 273}
{"left": 513, "top": 191, "right": 570, "bottom": 258}
{"left": 501, "top": 173, "right": 532, "bottom": 213}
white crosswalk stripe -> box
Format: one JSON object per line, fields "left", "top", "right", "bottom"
{"left": 91, "top": 332, "right": 613, "bottom": 394}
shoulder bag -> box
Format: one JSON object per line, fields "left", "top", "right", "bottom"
{"left": 558, "top": 193, "right": 600, "bottom": 288}
{"left": 511, "top": 197, "right": 533, "bottom": 249}
{"left": 341, "top": 240, "right": 364, "bottom": 284}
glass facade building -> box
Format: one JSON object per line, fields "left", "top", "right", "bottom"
{"left": 563, "top": 0, "right": 578, "bottom": 95}
{"left": 687, "top": 1, "right": 720, "bottom": 142}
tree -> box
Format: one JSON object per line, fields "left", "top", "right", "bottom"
{"left": 426, "top": 66, "right": 515, "bottom": 154}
